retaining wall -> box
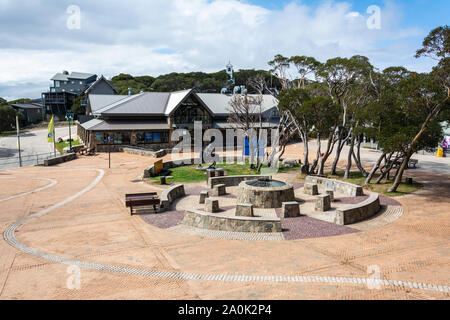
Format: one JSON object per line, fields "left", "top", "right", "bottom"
{"left": 208, "top": 175, "right": 272, "bottom": 189}
{"left": 335, "top": 193, "right": 380, "bottom": 225}
{"left": 182, "top": 209, "right": 282, "bottom": 233}
{"left": 43, "top": 153, "right": 77, "bottom": 166}
{"left": 160, "top": 184, "right": 185, "bottom": 211}
{"left": 123, "top": 147, "right": 169, "bottom": 158}
{"left": 305, "top": 176, "right": 363, "bottom": 197}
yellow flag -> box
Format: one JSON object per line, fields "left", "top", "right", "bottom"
{"left": 47, "top": 116, "right": 54, "bottom": 142}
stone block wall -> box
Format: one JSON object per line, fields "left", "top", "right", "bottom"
{"left": 208, "top": 175, "right": 272, "bottom": 189}
{"left": 335, "top": 193, "right": 380, "bottom": 225}
{"left": 123, "top": 147, "right": 169, "bottom": 158}
{"left": 182, "top": 209, "right": 282, "bottom": 233}
{"left": 43, "top": 153, "right": 77, "bottom": 166}
{"left": 305, "top": 176, "right": 363, "bottom": 197}
{"left": 160, "top": 184, "right": 185, "bottom": 211}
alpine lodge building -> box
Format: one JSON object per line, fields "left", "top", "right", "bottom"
{"left": 77, "top": 89, "right": 280, "bottom": 152}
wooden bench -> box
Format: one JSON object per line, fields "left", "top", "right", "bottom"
{"left": 390, "top": 158, "right": 419, "bottom": 169}
{"left": 408, "top": 159, "right": 418, "bottom": 168}
{"left": 125, "top": 192, "right": 160, "bottom": 215}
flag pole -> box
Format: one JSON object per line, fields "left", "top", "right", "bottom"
{"left": 16, "top": 116, "right": 22, "bottom": 167}
{"left": 53, "top": 124, "right": 56, "bottom": 157}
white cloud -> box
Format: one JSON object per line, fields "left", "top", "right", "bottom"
{"left": 0, "top": 0, "right": 433, "bottom": 99}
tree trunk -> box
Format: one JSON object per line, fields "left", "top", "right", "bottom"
{"left": 301, "top": 131, "right": 310, "bottom": 174}
{"left": 318, "top": 131, "right": 335, "bottom": 175}
{"left": 365, "top": 152, "right": 386, "bottom": 185}
{"left": 387, "top": 103, "right": 443, "bottom": 192}
{"left": 330, "top": 140, "right": 343, "bottom": 175}
{"left": 352, "top": 136, "right": 368, "bottom": 177}
{"left": 310, "top": 134, "right": 321, "bottom": 173}
{"left": 375, "top": 152, "right": 396, "bottom": 184}
{"left": 343, "top": 135, "right": 355, "bottom": 179}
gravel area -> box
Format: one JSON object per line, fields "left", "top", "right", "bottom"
{"left": 274, "top": 208, "right": 359, "bottom": 240}
{"left": 142, "top": 182, "right": 400, "bottom": 240}
{"left": 292, "top": 182, "right": 304, "bottom": 190}
{"left": 140, "top": 210, "right": 185, "bottom": 229}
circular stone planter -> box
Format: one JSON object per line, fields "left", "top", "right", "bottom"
{"left": 236, "top": 179, "right": 295, "bottom": 208}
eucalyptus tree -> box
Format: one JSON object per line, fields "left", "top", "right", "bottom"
{"left": 289, "top": 56, "right": 321, "bottom": 89}
{"left": 268, "top": 54, "right": 291, "bottom": 91}
{"left": 388, "top": 25, "right": 450, "bottom": 192}
{"left": 317, "top": 55, "right": 374, "bottom": 175}
{"left": 307, "top": 96, "right": 340, "bottom": 174}
{"left": 277, "top": 88, "right": 313, "bottom": 173}
{"left": 363, "top": 67, "right": 411, "bottom": 184}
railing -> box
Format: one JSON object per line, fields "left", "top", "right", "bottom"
{"left": 0, "top": 152, "right": 58, "bottom": 169}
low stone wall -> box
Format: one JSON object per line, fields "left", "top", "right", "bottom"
{"left": 237, "top": 181, "right": 295, "bottom": 208}
{"left": 208, "top": 175, "right": 272, "bottom": 189}
{"left": 182, "top": 209, "right": 282, "bottom": 233}
{"left": 335, "top": 193, "right": 380, "bottom": 225}
{"left": 123, "top": 147, "right": 169, "bottom": 158}
{"left": 43, "top": 153, "right": 77, "bottom": 166}
{"left": 305, "top": 176, "right": 363, "bottom": 197}
{"left": 143, "top": 158, "right": 201, "bottom": 178}
{"left": 160, "top": 184, "right": 185, "bottom": 211}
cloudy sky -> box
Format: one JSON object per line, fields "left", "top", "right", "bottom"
{"left": 0, "top": 0, "right": 448, "bottom": 100}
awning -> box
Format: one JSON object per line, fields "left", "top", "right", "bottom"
{"left": 81, "top": 119, "right": 170, "bottom": 131}
{"left": 212, "top": 121, "right": 279, "bottom": 129}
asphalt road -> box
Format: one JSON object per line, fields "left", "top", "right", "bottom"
{"left": 1, "top": 129, "right": 448, "bottom": 174}
{"left": 305, "top": 140, "right": 450, "bottom": 176}
{"left": 0, "top": 126, "right": 77, "bottom": 169}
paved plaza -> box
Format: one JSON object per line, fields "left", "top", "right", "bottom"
{"left": 0, "top": 147, "right": 449, "bottom": 300}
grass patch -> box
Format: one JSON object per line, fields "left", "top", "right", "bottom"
{"left": 55, "top": 139, "right": 81, "bottom": 154}
{"left": 148, "top": 162, "right": 302, "bottom": 184}
{"left": 296, "top": 170, "right": 423, "bottom": 197}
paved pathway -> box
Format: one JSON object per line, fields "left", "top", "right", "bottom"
{"left": 0, "top": 152, "right": 448, "bottom": 299}
{"left": 0, "top": 126, "right": 77, "bottom": 169}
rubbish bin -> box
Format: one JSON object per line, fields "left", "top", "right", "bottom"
{"left": 437, "top": 148, "right": 443, "bottom": 157}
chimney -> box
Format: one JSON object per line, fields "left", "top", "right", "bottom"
{"left": 128, "top": 88, "right": 132, "bottom": 96}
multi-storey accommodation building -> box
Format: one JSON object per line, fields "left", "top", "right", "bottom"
{"left": 41, "top": 71, "right": 98, "bottom": 118}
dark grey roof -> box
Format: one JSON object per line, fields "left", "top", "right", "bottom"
{"left": 90, "top": 90, "right": 278, "bottom": 117}
{"left": 89, "top": 94, "right": 129, "bottom": 113}
{"left": 84, "top": 75, "right": 118, "bottom": 94}
{"left": 51, "top": 73, "right": 69, "bottom": 81}
{"left": 51, "top": 71, "right": 96, "bottom": 81}
{"left": 11, "top": 102, "right": 44, "bottom": 110}
{"left": 68, "top": 72, "right": 96, "bottom": 80}
{"left": 196, "top": 93, "right": 278, "bottom": 115}
{"left": 98, "top": 92, "right": 171, "bottom": 115}
{"left": 80, "top": 119, "right": 170, "bottom": 131}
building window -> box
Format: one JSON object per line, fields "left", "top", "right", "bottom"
{"left": 79, "top": 81, "right": 83, "bottom": 85}
{"left": 113, "top": 132, "right": 130, "bottom": 144}
{"left": 136, "top": 131, "right": 167, "bottom": 144}
{"left": 55, "top": 81, "right": 60, "bottom": 87}
{"left": 95, "top": 132, "right": 108, "bottom": 143}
